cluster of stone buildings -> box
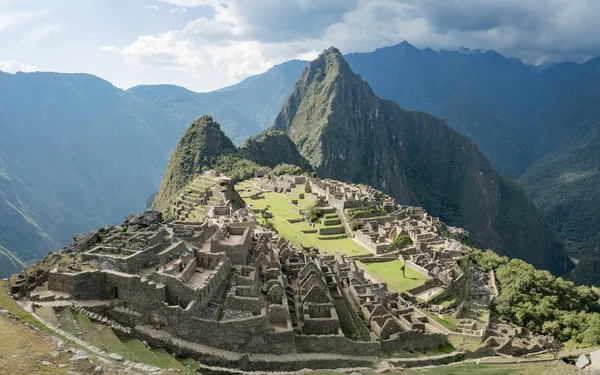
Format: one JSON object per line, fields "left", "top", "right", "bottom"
{"left": 15, "top": 206, "right": 450, "bottom": 361}
{"left": 10, "top": 173, "right": 562, "bottom": 371}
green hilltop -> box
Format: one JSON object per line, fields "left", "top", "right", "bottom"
{"left": 153, "top": 117, "right": 312, "bottom": 213}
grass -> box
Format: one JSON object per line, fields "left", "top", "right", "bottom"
{"left": 424, "top": 310, "right": 459, "bottom": 331}
{"left": 436, "top": 295, "right": 458, "bottom": 307}
{"left": 357, "top": 260, "right": 430, "bottom": 293}
{"left": 0, "top": 280, "right": 54, "bottom": 334}
{"left": 238, "top": 181, "right": 370, "bottom": 256}
{"left": 0, "top": 312, "right": 97, "bottom": 375}
{"left": 448, "top": 334, "right": 483, "bottom": 352}
{"left": 96, "top": 326, "right": 135, "bottom": 360}
{"left": 122, "top": 337, "right": 187, "bottom": 370}
{"left": 73, "top": 312, "right": 102, "bottom": 346}
{"left": 309, "top": 360, "right": 582, "bottom": 375}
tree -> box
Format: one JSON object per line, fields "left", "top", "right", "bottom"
{"left": 401, "top": 265, "right": 406, "bottom": 278}
{"left": 304, "top": 203, "right": 323, "bottom": 223}
{"left": 388, "top": 235, "right": 413, "bottom": 251}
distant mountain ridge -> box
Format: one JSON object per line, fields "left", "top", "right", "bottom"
{"left": 1, "top": 42, "right": 598, "bottom": 283}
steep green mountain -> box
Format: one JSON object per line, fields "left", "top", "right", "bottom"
{"left": 153, "top": 116, "right": 238, "bottom": 212}
{"left": 519, "top": 56, "right": 600, "bottom": 283}
{"left": 272, "top": 47, "right": 572, "bottom": 275}
{"left": 153, "top": 118, "right": 311, "bottom": 213}
{"left": 239, "top": 131, "right": 312, "bottom": 170}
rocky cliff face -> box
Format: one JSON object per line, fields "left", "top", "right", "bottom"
{"left": 240, "top": 131, "right": 311, "bottom": 170}
{"left": 273, "top": 47, "right": 572, "bottom": 275}
{"left": 153, "top": 116, "right": 237, "bottom": 212}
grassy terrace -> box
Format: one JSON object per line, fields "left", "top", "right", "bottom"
{"left": 357, "top": 260, "right": 430, "bottom": 293}
{"left": 237, "top": 180, "right": 370, "bottom": 257}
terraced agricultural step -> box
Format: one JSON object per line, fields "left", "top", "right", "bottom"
{"left": 317, "top": 234, "right": 348, "bottom": 240}
{"left": 96, "top": 326, "right": 136, "bottom": 361}
{"left": 121, "top": 337, "right": 185, "bottom": 370}
{"left": 322, "top": 218, "right": 342, "bottom": 226}
{"left": 74, "top": 311, "right": 103, "bottom": 348}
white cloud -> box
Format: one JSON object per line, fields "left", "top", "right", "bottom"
{"left": 99, "top": 45, "right": 120, "bottom": 52}
{"left": 156, "top": 0, "right": 218, "bottom": 7}
{"left": 0, "top": 60, "right": 37, "bottom": 73}
{"left": 23, "top": 23, "right": 58, "bottom": 44}
{"left": 122, "top": 31, "right": 204, "bottom": 70}
{"left": 120, "top": 0, "right": 600, "bottom": 85}
{"left": 145, "top": 5, "right": 159, "bottom": 11}
{"left": 0, "top": 9, "right": 48, "bottom": 32}
{"left": 170, "top": 6, "right": 187, "bottom": 13}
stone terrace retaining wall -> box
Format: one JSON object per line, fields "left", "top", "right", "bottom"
{"left": 295, "top": 334, "right": 380, "bottom": 356}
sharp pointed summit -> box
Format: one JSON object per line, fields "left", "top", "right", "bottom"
{"left": 272, "top": 47, "right": 572, "bottom": 274}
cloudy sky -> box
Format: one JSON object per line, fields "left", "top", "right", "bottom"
{"left": 1, "top": 0, "right": 599, "bottom": 92}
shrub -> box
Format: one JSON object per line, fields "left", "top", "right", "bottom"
{"left": 304, "top": 203, "right": 323, "bottom": 223}
{"left": 349, "top": 219, "right": 362, "bottom": 231}
{"left": 388, "top": 235, "right": 412, "bottom": 250}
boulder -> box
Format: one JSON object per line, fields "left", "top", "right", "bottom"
{"left": 576, "top": 354, "right": 590, "bottom": 369}
{"left": 125, "top": 211, "right": 163, "bottom": 227}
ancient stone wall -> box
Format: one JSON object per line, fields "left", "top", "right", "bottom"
{"left": 268, "top": 304, "right": 288, "bottom": 326}
{"left": 225, "top": 295, "right": 262, "bottom": 313}
{"left": 303, "top": 318, "right": 340, "bottom": 335}
{"left": 48, "top": 270, "right": 76, "bottom": 295}
{"left": 406, "top": 279, "right": 437, "bottom": 296}
{"left": 169, "top": 312, "right": 296, "bottom": 354}
{"left": 318, "top": 227, "right": 345, "bottom": 235}
{"left": 380, "top": 330, "right": 447, "bottom": 351}
{"left": 71, "top": 270, "right": 109, "bottom": 300}
{"left": 404, "top": 260, "right": 430, "bottom": 277}
{"left": 157, "top": 241, "right": 186, "bottom": 265}
{"left": 295, "top": 335, "right": 380, "bottom": 356}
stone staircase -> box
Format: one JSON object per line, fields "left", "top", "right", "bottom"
{"left": 170, "top": 175, "right": 226, "bottom": 222}
{"left": 73, "top": 304, "right": 132, "bottom": 335}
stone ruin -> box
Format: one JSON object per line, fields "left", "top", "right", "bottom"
{"left": 7, "top": 173, "right": 562, "bottom": 371}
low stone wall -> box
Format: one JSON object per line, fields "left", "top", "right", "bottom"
{"left": 407, "top": 279, "right": 438, "bottom": 296}
{"left": 318, "top": 227, "right": 345, "bottom": 235}
{"left": 287, "top": 218, "right": 303, "bottom": 224}
{"left": 245, "top": 355, "right": 374, "bottom": 372}
{"left": 157, "top": 241, "right": 186, "bottom": 265}
{"left": 225, "top": 295, "right": 262, "bottom": 313}
{"left": 381, "top": 330, "right": 448, "bottom": 351}
{"left": 359, "top": 257, "right": 396, "bottom": 264}
{"left": 405, "top": 260, "right": 431, "bottom": 277}
{"left": 295, "top": 334, "right": 380, "bottom": 356}
{"left": 387, "top": 352, "right": 465, "bottom": 368}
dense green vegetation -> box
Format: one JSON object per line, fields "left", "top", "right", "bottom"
{"left": 270, "top": 163, "right": 305, "bottom": 177}
{"left": 240, "top": 131, "right": 312, "bottom": 171}
{"left": 472, "top": 250, "right": 600, "bottom": 346}
{"left": 304, "top": 203, "right": 323, "bottom": 223}
{"left": 154, "top": 116, "right": 313, "bottom": 212}
{"left": 346, "top": 205, "right": 387, "bottom": 219}
{"left": 388, "top": 235, "right": 413, "bottom": 251}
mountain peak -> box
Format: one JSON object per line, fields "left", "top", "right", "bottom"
{"left": 303, "top": 46, "right": 352, "bottom": 83}
{"left": 153, "top": 115, "right": 236, "bottom": 212}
